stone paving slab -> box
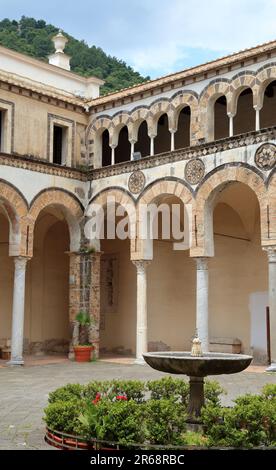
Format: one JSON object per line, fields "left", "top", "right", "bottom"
{"left": 0, "top": 360, "right": 275, "bottom": 450}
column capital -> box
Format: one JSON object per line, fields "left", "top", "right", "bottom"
{"left": 227, "top": 111, "right": 235, "bottom": 118}
{"left": 132, "top": 259, "right": 151, "bottom": 274}
{"left": 194, "top": 257, "right": 209, "bottom": 270}
{"left": 169, "top": 128, "right": 177, "bottom": 134}
{"left": 264, "top": 246, "right": 276, "bottom": 263}
{"left": 253, "top": 104, "right": 262, "bottom": 112}
{"left": 13, "top": 256, "right": 31, "bottom": 268}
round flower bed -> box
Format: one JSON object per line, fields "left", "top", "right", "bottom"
{"left": 44, "top": 378, "right": 276, "bottom": 450}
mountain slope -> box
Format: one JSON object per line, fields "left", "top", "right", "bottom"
{"left": 0, "top": 16, "right": 150, "bottom": 95}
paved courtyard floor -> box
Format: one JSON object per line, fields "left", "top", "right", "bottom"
{"left": 0, "top": 357, "right": 275, "bottom": 450}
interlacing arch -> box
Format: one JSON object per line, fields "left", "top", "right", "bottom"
{"left": 256, "top": 63, "right": 276, "bottom": 110}
{"left": 230, "top": 72, "right": 258, "bottom": 115}
{"left": 28, "top": 189, "right": 84, "bottom": 256}
{"left": 130, "top": 107, "right": 151, "bottom": 141}
{"left": 110, "top": 113, "right": 133, "bottom": 147}
{"left": 0, "top": 180, "right": 29, "bottom": 256}
{"left": 193, "top": 165, "right": 268, "bottom": 257}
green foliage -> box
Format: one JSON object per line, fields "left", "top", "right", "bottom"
{"left": 83, "top": 380, "right": 112, "bottom": 401}
{"left": 75, "top": 311, "right": 90, "bottom": 326}
{"left": 44, "top": 400, "right": 83, "bottom": 433}
{"left": 79, "top": 399, "right": 146, "bottom": 445}
{"left": 202, "top": 393, "right": 276, "bottom": 448}
{"left": 48, "top": 383, "right": 84, "bottom": 404}
{"left": 204, "top": 380, "right": 225, "bottom": 406}
{"left": 146, "top": 377, "right": 224, "bottom": 407}
{"left": 262, "top": 383, "right": 276, "bottom": 400}
{"left": 109, "top": 380, "right": 145, "bottom": 403}
{"left": 0, "top": 16, "right": 149, "bottom": 95}
{"left": 144, "top": 399, "right": 187, "bottom": 445}
{"left": 147, "top": 376, "right": 189, "bottom": 405}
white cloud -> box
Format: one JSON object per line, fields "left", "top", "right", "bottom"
{"left": 1, "top": 0, "right": 276, "bottom": 77}
{"left": 89, "top": 0, "right": 276, "bottom": 76}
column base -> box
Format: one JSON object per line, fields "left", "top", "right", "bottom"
{"left": 134, "top": 357, "right": 146, "bottom": 365}
{"left": 266, "top": 363, "right": 276, "bottom": 372}
{"left": 7, "top": 359, "right": 24, "bottom": 366}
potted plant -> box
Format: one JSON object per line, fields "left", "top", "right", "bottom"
{"left": 73, "top": 311, "right": 94, "bottom": 362}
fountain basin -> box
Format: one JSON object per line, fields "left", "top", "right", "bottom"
{"left": 143, "top": 351, "right": 252, "bottom": 377}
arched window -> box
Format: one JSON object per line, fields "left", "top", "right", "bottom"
{"left": 102, "top": 129, "right": 111, "bottom": 167}
{"left": 115, "top": 126, "right": 131, "bottom": 163}
{"left": 175, "top": 106, "right": 190, "bottom": 149}
{"left": 214, "top": 96, "right": 228, "bottom": 140}
{"left": 233, "top": 88, "right": 255, "bottom": 135}
{"left": 260, "top": 80, "right": 276, "bottom": 129}
{"left": 134, "top": 121, "right": 150, "bottom": 158}
{"left": 154, "top": 114, "right": 170, "bottom": 154}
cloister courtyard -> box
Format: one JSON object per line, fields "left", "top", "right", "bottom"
{"left": 0, "top": 357, "right": 275, "bottom": 450}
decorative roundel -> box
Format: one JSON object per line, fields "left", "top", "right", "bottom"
{"left": 128, "top": 170, "right": 146, "bottom": 194}
{"left": 185, "top": 158, "right": 205, "bottom": 185}
{"left": 255, "top": 143, "right": 276, "bottom": 171}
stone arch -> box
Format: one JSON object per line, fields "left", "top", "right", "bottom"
{"left": 194, "top": 165, "right": 268, "bottom": 257}
{"left": 0, "top": 180, "right": 29, "bottom": 256}
{"left": 130, "top": 107, "right": 151, "bottom": 142}
{"left": 86, "top": 116, "right": 113, "bottom": 168}
{"left": 171, "top": 91, "right": 199, "bottom": 144}
{"left": 87, "top": 187, "right": 136, "bottom": 253}
{"left": 110, "top": 113, "right": 132, "bottom": 147}
{"left": 199, "top": 80, "right": 231, "bottom": 142}
{"left": 28, "top": 189, "right": 84, "bottom": 256}
{"left": 230, "top": 72, "right": 258, "bottom": 115}
{"left": 149, "top": 99, "right": 173, "bottom": 135}
{"left": 256, "top": 63, "right": 276, "bottom": 109}
{"left": 134, "top": 178, "right": 194, "bottom": 260}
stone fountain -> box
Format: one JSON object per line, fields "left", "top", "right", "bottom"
{"left": 143, "top": 335, "right": 252, "bottom": 422}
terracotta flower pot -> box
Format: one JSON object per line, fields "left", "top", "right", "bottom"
{"left": 73, "top": 345, "right": 93, "bottom": 362}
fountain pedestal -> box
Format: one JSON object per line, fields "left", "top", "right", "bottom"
{"left": 188, "top": 376, "right": 204, "bottom": 421}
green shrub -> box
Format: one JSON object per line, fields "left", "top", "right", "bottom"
{"left": 262, "top": 384, "right": 276, "bottom": 400}
{"left": 48, "top": 383, "right": 84, "bottom": 404}
{"left": 146, "top": 377, "right": 224, "bottom": 407}
{"left": 83, "top": 381, "right": 111, "bottom": 401}
{"left": 79, "top": 399, "right": 146, "bottom": 445}
{"left": 204, "top": 380, "right": 225, "bottom": 406}
{"left": 147, "top": 377, "right": 189, "bottom": 405}
{"left": 109, "top": 380, "right": 145, "bottom": 403}
{"left": 44, "top": 400, "right": 83, "bottom": 433}
{"left": 202, "top": 394, "right": 276, "bottom": 448}
{"left": 144, "top": 399, "right": 187, "bottom": 445}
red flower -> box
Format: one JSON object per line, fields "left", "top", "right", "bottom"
{"left": 116, "top": 395, "right": 127, "bottom": 401}
{"left": 92, "top": 392, "right": 101, "bottom": 404}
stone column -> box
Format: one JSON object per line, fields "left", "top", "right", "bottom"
{"left": 227, "top": 112, "right": 234, "bottom": 137}
{"left": 170, "top": 130, "right": 176, "bottom": 151}
{"left": 110, "top": 145, "right": 116, "bottom": 165}
{"left": 195, "top": 257, "right": 209, "bottom": 352}
{"left": 132, "top": 260, "right": 151, "bottom": 363}
{"left": 8, "top": 256, "right": 30, "bottom": 365}
{"left": 266, "top": 247, "right": 276, "bottom": 371}
{"left": 150, "top": 136, "right": 155, "bottom": 156}
{"left": 254, "top": 105, "right": 261, "bottom": 131}
{"left": 130, "top": 140, "right": 136, "bottom": 161}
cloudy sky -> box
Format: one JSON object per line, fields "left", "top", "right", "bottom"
{"left": 1, "top": 0, "right": 276, "bottom": 78}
